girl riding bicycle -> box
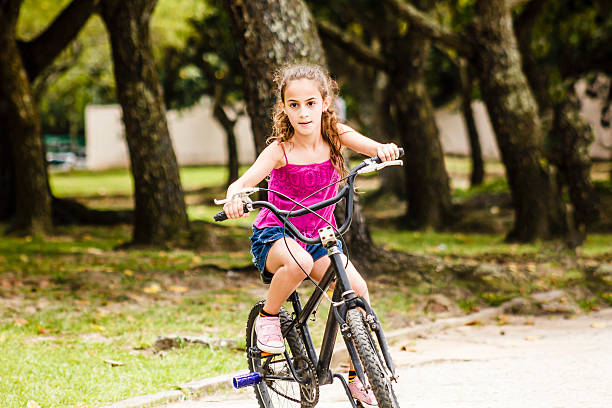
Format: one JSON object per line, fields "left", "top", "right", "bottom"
{"left": 223, "top": 64, "right": 400, "bottom": 406}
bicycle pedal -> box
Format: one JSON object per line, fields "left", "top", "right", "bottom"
{"left": 233, "top": 372, "right": 262, "bottom": 389}
{"left": 247, "top": 346, "right": 281, "bottom": 359}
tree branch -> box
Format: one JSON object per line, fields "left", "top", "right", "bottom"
{"left": 18, "top": 0, "right": 99, "bottom": 80}
{"left": 507, "top": 0, "right": 532, "bottom": 10}
{"left": 316, "top": 19, "right": 387, "bottom": 71}
{"left": 384, "top": 0, "right": 473, "bottom": 57}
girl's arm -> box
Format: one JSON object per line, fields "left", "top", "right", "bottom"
{"left": 338, "top": 123, "right": 399, "bottom": 162}
{"left": 224, "top": 141, "right": 284, "bottom": 219}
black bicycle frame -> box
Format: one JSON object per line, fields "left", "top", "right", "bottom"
{"left": 282, "top": 244, "right": 394, "bottom": 388}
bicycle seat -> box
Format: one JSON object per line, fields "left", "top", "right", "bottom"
{"left": 261, "top": 270, "right": 274, "bottom": 284}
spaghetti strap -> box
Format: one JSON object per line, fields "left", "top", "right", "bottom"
{"left": 279, "top": 142, "right": 289, "bottom": 166}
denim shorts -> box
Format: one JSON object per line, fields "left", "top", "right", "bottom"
{"left": 250, "top": 226, "right": 343, "bottom": 283}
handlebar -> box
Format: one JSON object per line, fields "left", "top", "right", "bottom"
{"left": 213, "top": 148, "right": 404, "bottom": 244}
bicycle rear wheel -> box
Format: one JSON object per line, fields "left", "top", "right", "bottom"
{"left": 346, "top": 308, "right": 399, "bottom": 408}
{"left": 246, "top": 300, "right": 318, "bottom": 408}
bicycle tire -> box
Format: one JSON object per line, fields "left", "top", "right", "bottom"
{"left": 246, "top": 300, "right": 318, "bottom": 408}
{"left": 346, "top": 308, "right": 400, "bottom": 408}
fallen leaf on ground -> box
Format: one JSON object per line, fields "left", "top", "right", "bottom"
{"left": 524, "top": 336, "right": 537, "bottom": 341}
{"left": 400, "top": 345, "right": 417, "bottom": 352}
{"left": 168, "top": 285, "right": 188, "bottom": 293}
{"left": 590, "top": 322, "right": 606, "bottom": 328}
{"left": 496, "top": 315, "right": 510, "bottom": 326}
{"left": 104, "top": 359, "right": 124, "bottom": 367}
{"left": 143, "top": 283, "right": 161, "bottom": 294}
{"left": 123, "top": 269, "right": 134, "bottom": 277}
{"left": 465, "top": 320, "right": 482, "bottom": 326}
{"left": 524, "top": 320, "right": 535, "bottom": 326}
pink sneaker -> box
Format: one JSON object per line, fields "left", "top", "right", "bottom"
{"left": 255, "top": 315, "right": 285, "bottom": 354}
{"left": 348, "top": 376, "right": 377, "bottom": 406}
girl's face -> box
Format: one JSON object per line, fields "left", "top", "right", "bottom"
{"left": 281, "top": 78, "right": 330, "bottom": 138}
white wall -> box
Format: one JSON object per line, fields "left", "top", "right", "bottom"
{"left": 86, "top": 83, "right": 611, "bottom": 170}
{"left": 85, "top": 97, "right": 256, "bottom": 170}
{"left": 436, "top": 79, "right": 611, "bottom": 160}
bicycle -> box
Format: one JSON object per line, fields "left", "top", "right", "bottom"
{"left": 213, "top": 149, "right": 404, "bottom": 408}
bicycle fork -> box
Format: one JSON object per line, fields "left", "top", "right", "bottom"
{"left": 327, "top": 249, "right": 397, "bottom": 385}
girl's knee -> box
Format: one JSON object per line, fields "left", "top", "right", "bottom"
{"left": 353, "top": 276, "right": 368, "bottom": 297}
{"left": 286, "top": 254, "right": 314, "bottom": 278}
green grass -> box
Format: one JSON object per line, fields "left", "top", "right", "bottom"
{"left": 371, "top": 229, "right": 536, "bottom": 256}
{"left": 50, "top": 166, "right": 247, "bottom": 197}
{"left": 0, "top": 225, "right": 257, "bottom": 407}
{"left": 452, "top": 178, "right": 510, "bottom": 201}
{"left": 371, "top": 229, "right": 612, "bottom": 257}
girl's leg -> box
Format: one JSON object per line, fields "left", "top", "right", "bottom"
{"left": 263, "top": 238, "right": 315, "bottom": 314}
{"left": 255, "top": 238, "right": 314, "bottom": 354}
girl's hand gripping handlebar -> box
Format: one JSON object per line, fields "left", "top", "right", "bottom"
{"left": 213, "top": 188, "right": 259, "bottom": 222}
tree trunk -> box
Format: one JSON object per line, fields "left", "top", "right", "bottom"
{"left": 549, "top": 87, "right": 599, "bottom": 239}
{"left": 514, "top": 1, "right": 598, "bottom": 244}
{"left": 459, "top": 59, "right": 484, "bottom": 187}
{"left": 212, "top": 100, "right": 239, "bottom": 187}
{"left": 387, "top": 26, "right": 453, "bottom": 229}
{"left": 225, "top": 0, "right": 389, "bottom": 264}
{"left": 1, "top": 0, "right": 100, "bottom": 225}
{"left": 0, "top": 0, "right": 52, "bottom": 235}
{"left": 224, "top": 0, "right": 326, "bottom": 155}
{"left": 100, "top": 0, "right": 188, "bottom": 245}
{"left": 0, "top": 134, "right": 15, "bottom": 220}
{"left": 469, "top": 0, "right": 566, "bottom": 241}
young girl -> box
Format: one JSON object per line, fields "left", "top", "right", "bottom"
{"left": 223, "top": 64, "right": 399, "bottom": 406}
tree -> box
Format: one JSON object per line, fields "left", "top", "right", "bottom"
{"left": 386, "top": 0, "right": 569, "bottom": 241}
{"left": 224, "top": 0, "right": 326, "bottom": 155}
{"left": 514, "top": 0, "right": 609, "bottom": 244}
{"left": 0, "top": 0, "right": 100, "bottom": 235}
{"left": 100, "top": 0, "right": 188, "bottom": 245}
{"left": 314, "top": 0, "right": 454, "bottom": 229}
{"left": 160, "top": 1, "right": 245, "bottom": 186}
{"left": 225, "top": 0, "right": 400, "bottom": 271}
{"left": 458, "top": 59, "right": 484, "bottom": 186}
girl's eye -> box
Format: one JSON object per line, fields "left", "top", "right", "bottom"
{"left": 308, "top": 101, "right": 315, "bottom": 106}
{"left": 289, "top": 103, "right": 298, "bottom": 108}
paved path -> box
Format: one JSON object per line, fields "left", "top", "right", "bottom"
{"left": 161, "top": 309, "right": 612, "bottom": 408}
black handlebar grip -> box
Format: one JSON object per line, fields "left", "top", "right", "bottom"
{"left": 214, "top": 211, "right": 228, "bottom": 222}
{"left": 213, "top": 203, "right": 250, "bottom": 222}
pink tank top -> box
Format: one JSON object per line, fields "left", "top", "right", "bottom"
{"left": 253, "top": 145, "right": 341, "bottom": 245}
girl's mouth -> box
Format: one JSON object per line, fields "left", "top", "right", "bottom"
{"left": 299, "top": 121, "right": 312, "bottom": 125}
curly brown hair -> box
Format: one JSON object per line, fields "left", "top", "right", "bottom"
{"left": 268, "top": 64, "right": 347, "bottom": 176}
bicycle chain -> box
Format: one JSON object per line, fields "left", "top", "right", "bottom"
{"left": 267, "top": 355, "right": 319, "bottom": 407}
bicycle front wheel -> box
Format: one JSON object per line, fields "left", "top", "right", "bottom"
{"left": 346, "top": 308, "right": 400, "bottom": 408}
{"left": 246, "top": 300, "right": 318, "bottom": 408}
